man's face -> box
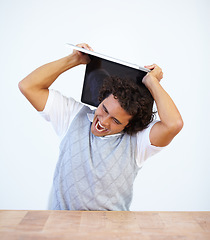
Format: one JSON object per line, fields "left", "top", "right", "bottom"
{"left": 91, "top": 94, "right": 132, "bottom": 137}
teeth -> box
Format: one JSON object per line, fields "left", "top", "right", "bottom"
{"left": 96, "top": 120, "right": 107, "bottom": 132}
{"left": 98, "top": 121, "right": 105, "bottom": 129}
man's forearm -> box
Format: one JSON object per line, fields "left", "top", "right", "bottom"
{"left": 142, "top": 64, "right": 183, "bottom": 147}
{"left": 146, "top": 77, "right": 183, "bottom": 132}
{"left": 19, "top": 53, "right": 80, "bottom": 92}
{"left": 18, "top": 43, "right": 92, "bottom": 111}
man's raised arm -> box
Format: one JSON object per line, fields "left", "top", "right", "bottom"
{"left": 143, "top": 64, "right": 184, "bottom": 147}
{"left": 18, "top": 43, "right": 92, "bottom": 111}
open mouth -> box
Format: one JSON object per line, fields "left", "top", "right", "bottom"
{"left": 95, "top": 119, "right": 108, "bottom": 133}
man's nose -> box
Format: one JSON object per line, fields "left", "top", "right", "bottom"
{"left": 101, "top": 116, "right": 110, "bottom": 127}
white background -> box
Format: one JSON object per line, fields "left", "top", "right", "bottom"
{"left": 0, "top": 0, "right": 209, "bottom": 211}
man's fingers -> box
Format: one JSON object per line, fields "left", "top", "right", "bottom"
{"left": 144, "top": 64, "right": 163, "bottom": 81}
{"left": 144, "top": 64, "right": 157, "bottom": 70}
{"left": 76, "top": 43, "right": 93, "bottom": 51}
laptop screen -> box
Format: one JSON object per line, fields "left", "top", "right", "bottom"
{"left": 67, "top": 44, "right": 150, "bottom": 107}
{"left": 81, "top": 55, "right": 148, "bottom": 107}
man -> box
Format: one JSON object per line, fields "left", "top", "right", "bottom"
{"left": 19, "top": 43, "right": 183, "bottom": 211}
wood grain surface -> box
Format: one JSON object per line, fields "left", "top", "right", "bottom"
{"left": 0, "top": 210, "right": 210, "bottom": 240}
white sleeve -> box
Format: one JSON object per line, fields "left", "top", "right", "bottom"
{"left": 39, "top": 89, "right": 83, "bottom": 139}
{"left": 136, "top": 121, "right": 165, "bottom": 168}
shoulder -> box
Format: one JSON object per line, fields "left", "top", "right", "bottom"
{"left": 39, "top": 89, "right": 85, "bottom": 138}
{"left": 136, "top": 120, "right": 158, "bottom": 140}
{"left": 49, "top": 89, "right": 83, "bottom": 110}
{"left": 135, "top": 120, "right": 166, "bottom": 167}
{"left": 41, "top": 89, "right": 84, "bottom": 115}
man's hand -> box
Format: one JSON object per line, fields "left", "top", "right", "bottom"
{"left": 71, "top": 43, "right": 93, "bottom": 65}
{"left": 142, "top": 64, "right": 163, "bottom": 88}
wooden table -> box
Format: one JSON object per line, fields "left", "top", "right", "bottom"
{"left": 0, "top": 210, "right": 210, "bottom": 240}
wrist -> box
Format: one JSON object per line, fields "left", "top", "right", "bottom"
{"left": 142, "top": 74, "right": 160, "bottom": 90}
{"left": 66, "top": 52, "right": 81, "bottom": 65}
{"left": 61, "top": 53, "right": 81, "bottom": 72}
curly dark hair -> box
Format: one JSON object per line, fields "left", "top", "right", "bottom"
{"left": 98, "top": 76, "right": 155, "bottom": 135}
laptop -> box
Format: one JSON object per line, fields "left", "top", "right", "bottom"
{"left": 67, "top": 44, "right": 150, "bottom": 107}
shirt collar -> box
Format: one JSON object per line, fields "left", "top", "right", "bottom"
{"left": 87, "top": 113, "right": 123, "bottom": 139}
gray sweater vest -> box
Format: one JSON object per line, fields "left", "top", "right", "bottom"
{"left": 51, "top": 105, "right": 140, "bottom": 211}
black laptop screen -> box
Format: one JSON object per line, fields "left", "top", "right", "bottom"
{"left": 81, "top": 55, "right": 148, "bottom": 107}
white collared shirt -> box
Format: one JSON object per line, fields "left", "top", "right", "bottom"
{"left": 39, "top": 89, "right": 164, "bottom": 167}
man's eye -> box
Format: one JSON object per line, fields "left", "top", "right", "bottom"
{"left": 103, "top": 106, "right": 108, "bottom": 113}
{"left": 113, "top": 119, "right": 120, "bottom": 124}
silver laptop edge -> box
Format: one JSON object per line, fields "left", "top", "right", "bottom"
{"left": 67, "top": 43, "right": 150, "bottom": 73}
